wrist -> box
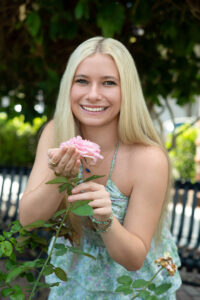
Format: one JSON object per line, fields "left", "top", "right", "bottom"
{"left": 89, "top": 213, "right": 113, "bottom": 233}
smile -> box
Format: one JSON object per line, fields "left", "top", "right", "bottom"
{"left": 81, "top": 106, "right": 107, "bottom": 112}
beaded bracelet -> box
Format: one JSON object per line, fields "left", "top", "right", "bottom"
{"left": 89, "top": 213, "right": 113, "bottom": 233}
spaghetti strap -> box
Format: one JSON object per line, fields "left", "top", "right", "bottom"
{"left": 108, "top": 141, "right": 120, "bottom": 179}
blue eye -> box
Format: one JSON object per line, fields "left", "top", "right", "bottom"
{"left": 75, "top": 79, "right": 88, "bottom": 84}
{"left": 104, "top": 81, "right": 116, "bottom": 86}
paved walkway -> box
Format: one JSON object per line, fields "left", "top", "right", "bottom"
{"left": 176, "top": 269, "right": 200, "bottom": 300}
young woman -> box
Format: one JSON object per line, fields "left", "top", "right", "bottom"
{"left": 19, "top": 37, "right": 181, "bottom": 299}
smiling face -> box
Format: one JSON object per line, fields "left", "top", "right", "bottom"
{"left": 70, "top": 53, "right": 121, "bottom": 129}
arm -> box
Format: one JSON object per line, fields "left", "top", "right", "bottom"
{"left": 68, "top": 146, "right": 169, "bottom": 270}
{"left": 19, "top": 120, "right": 80, "bottom": 226}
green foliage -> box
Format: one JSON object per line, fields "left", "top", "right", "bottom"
{"left": 0, "top": 1, "right": 200, "bottom": 120}
{"left": 0, "top": 113, "right": 47, "bottom": 166}
{"left": 166, "top": 124, "right": 198, "bottom": 180}
{"left": 115, "top": 274, "right": 172, "bottom": 299}
{"left": 0, "top": 172, "right": 98, "bottom": 299}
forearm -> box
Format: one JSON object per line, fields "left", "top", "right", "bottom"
{"left": 101, "top": 217, "right": 148, "bottom": 271}
{"left": 19, "top": 171, "right": 65, "bottom": 226}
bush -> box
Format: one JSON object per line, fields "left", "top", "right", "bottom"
{"left": 166, "top": 124, "right": 198, "bottom": 181}
{"left": 0, "top": 113, "right": 47, "bottom": 167}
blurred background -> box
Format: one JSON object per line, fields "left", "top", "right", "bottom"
{"left": 1, "top": 1, "right": 200, "bottom": 298}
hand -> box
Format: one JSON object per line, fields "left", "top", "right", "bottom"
{"left": 48, "top": 146, "right": 81, "bottom": 177}
{"left": 68, "top": 182, "right": 112, "bottom": 221}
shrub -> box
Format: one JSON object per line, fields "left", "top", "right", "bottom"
{"left": 0, "top": 113, "right": 47, "bottom": 167}
{"left": 166, "top": 124, "right": 198, "bottom": 181}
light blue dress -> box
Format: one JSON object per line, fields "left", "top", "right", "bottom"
{"left": 46, "top": 145, "right": 182, "bottom": 299}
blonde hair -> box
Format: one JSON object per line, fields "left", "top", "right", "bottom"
{"left": 53, "top": 37, "right": 172, "bottom": 241}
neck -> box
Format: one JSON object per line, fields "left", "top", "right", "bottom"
{"left": 80, "top": 123, "right": 119, "bottom": 152}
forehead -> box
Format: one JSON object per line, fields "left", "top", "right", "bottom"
{"left": 75, "top": 53, "right": 119, "bottom": 77}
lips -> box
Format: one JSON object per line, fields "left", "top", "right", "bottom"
{"left": 81, "top": 105, "right": 107, "bottom": 112}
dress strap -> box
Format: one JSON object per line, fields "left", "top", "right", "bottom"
{"left": 108, "top": 141, "right": 120, "bottom": 179}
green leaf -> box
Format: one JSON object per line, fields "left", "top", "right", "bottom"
{"left": 54, "top": 243, "right": 66, "bottom": 250}
{"left": 23, "top": 220, "right": 52, "bottom": 229}
{"left": 46, "top": 176, "right": 68, "bottom": 184}
{"left": 42, "top": 265, "right": 54, "bottom": 276}
{"left": 54, "top": 243, "right": 68, "bottom": 256}
{"left": 23, "top": 259, "right": 44, "bottom": 269}
{"left": 10, "top": 291, "right": 25, "bottom": 300}
{"left": 148, "top": 283, "right": 157, "bottom": 291}
{"left": 5, "top": 259, "right": 18, "bottom": 271}
{"left": 0, "top": 235, "right": 5, "bottom": 241}
{"left": 71, "top": 200, "right": 94, "bottom": 216}
{"left": 10, "top": 221, "right": 22, "bottom": 233}
{"left": 23, "top": 220, "right": 46, "bottom": 229}
{"left": 0, "top": 240, "right": 13, "bottom": 257}
{"left": 115, "top": 285, "right": 132, "bottom": 295}
{"left": 3, "top": 231, "right": 12, "bottom": 239}
{"left": 49, "top": 282, "right": 60, "bottom": 287}
{"left": 132, "top": 279, "right": 148, "bottom": 288}
{"left": 26, "top": 11, "right": 41, "bottom": 37}
{"left": 5, "top": 267, "right": 25, "bottom": 283}
{"left": 155, "top": 283, "right": 171, "bottom": 295}
{"left": 75, "top": 1, "right": 84, "bottom": 19}
{"left": 97, "top": 2, "right": 125, "bottom": 37}
{"left": 67, "top": 247, "right": 96, "bottom": 260}
{"left": 138, "top": 290, "right": 151, "bottom": 298}
{"left": 71, "top": 199, "right": 90, "bottom": 209}
{"left": 27, "top": 281, "right": 60, "bottom": 289}
{"left": 83, "top": 175, "right": 104, "bottom": 182}
{"left": 54, "top": 267, "right": 67, "bottom": 281}
{"left": 16, "top": 235, "right": 31, "bottom": 246}
{"left": 59, "top": 183, "right": 68, "bottom": 192}
{"left": 148, "top": 295, "right": 158, "bottom": 300}
{"left": 117, "top": 275, "right": 132, "bottom": 285}
{"left": 31, "top": 234, "right": 48, "bottom": 246}
{"left": 52, "top": 208, "right": 67, "bottom": 219}
{"left": 25, "top": 272, "right": 35, "bottom": 283}
{"left": 1, "top": 287, "right": 13, "bottom": 297}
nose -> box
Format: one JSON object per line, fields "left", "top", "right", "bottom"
{"left": 87, "top": 83, "right": 102, "bottom": 101}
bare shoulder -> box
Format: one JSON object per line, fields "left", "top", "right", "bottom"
{"left": 36, "top": 119, "right": 54, "bottom": 149}
{"left": 132, "top": 144, "right": 168, "bottom": 164}
{"left": 129, "top": 144, "right": 169, "bottom": 180}
{"left": 40, "top": 119, "right": 54, "bottom": 138}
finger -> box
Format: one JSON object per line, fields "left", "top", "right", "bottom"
{"left": 49, "top": 147, "right": 68, "bottom": 166}
{"left": 71, "top": 159, "right": 81, "bottom": 176}
{"left": 72, "top": 182, "right": 103, "bottom": 194}
{"left": 88, "top": 199, "right": 109, "bottom": 208}
{"left": 65, "top": 150, "right": 80, "bottom": 170}
{"left": 92, "top": 207, "right": 112, "bottom": 218}
{"left": 48, "top": 148, "right": 58, "bottom": 158}
{"left": 63, "top": 152, "right": 80, "bottom": 176}
{"left": 58, "top": 146, "right": 76, "bottom": 168}
{"left": 68, "top": 190, "right": 103, "bottom": 202}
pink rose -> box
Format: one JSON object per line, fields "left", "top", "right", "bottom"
{"left": 60, "top": 136, "right": 104, "bottom": 164}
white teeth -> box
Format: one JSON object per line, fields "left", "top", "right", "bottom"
{"left": 82, "top": 106, "right": 105, "bottom": 112}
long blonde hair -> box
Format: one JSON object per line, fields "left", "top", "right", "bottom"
{"left": 53, "top": 37, "right": 172, "bottom": 241}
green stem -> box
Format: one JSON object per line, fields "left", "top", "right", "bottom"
{"left": 28, "top": 204, "right": 71, "bottom": 300}
{"left": 132, "top": 266, "right": 164, "bottom": 299}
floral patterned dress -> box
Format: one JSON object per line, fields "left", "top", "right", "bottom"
{"left": 46, "top": 145, "right": 182, "bottom": 300}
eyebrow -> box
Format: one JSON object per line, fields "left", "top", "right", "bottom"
{"left": 74, "top": 74, "right": 120, "bottom": 82}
